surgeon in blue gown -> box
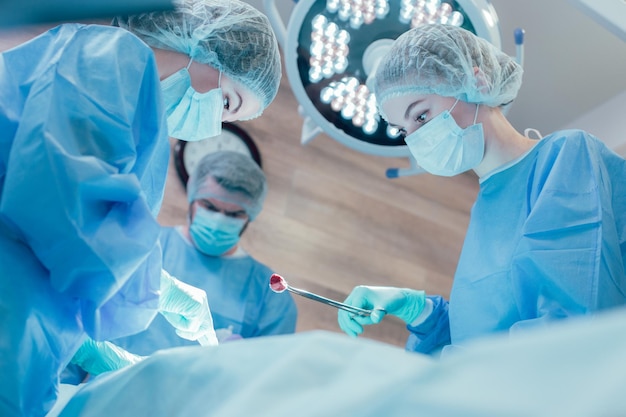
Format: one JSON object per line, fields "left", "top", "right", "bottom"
{"left": 338, "top": 24, "right": 626, "bottom": 355}
{"left": 0, "top": 0, "right": 282, "bottom": 415}
{"left": 112, "top": 151, "right": 298, "bottom": 355}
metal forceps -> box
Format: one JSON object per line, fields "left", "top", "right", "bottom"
{"left": 270, "top": 274, "right": 372, "bottom": 317}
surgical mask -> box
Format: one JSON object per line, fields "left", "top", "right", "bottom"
{"left": 404, "top": 100, "right": 484, "bottom": 177}
{"left": 189, "top": 206, "right": 245, "bottom": 256}
{"left": 160, "top": 58, "right": 223, "bottom": 141}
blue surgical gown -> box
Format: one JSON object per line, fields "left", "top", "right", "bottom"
{"left": 111, "top": 226, "right": 298, "bottom": 356}
{"left": 0, "top": 24, "right": 169, "bottom": 416}
{"left": 406, "top": 130, "right": 626, "bottom": 354}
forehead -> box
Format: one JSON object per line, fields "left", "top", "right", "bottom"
{"left": 193, "top": 176, "right": 251, "bottom": 209}
{"left": 197, "top": 197, "right": 246, "bottom": 213}
{"left": 380, "top": 93, "right": 430, "bottom": 124}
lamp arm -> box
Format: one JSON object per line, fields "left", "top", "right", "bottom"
{"left": 514, "top": 27, "right": 525, "bottom": 68}
{"left": 386, "top": 156, "right": 427, "bottom": 178}
{"left": 263, "top": 0, "right": 287, "bottom": 49}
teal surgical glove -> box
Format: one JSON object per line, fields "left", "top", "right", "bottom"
{"left": 70, "top": 338, "right": 144, "bottom": 376}
{"left": 159, "top": 269, "right": 218, "bottom": 346}
{"left": 338, "top": 286, "right": 427, "bottom": 337}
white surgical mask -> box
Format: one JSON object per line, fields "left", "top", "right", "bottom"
{"left": 160, "top": 58, "right": 223, "bottom": 141}
{"left": 404, "top": 99, "right": 484, "bottom": 177}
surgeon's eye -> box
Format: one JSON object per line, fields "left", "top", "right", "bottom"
{"left": 199, "top": 200, "right": 220, "bottom": 213}
{"left": 223, "top": 96, "right": 230, "bottom": 111}
{"left": 224, "top": 210, "right": 247, "bottom": 219}
{"left": 415, "top": 112, "right": 427, "bottom": 124}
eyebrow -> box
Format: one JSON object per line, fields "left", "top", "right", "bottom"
{"left": 201, "top": 199, "right": 246, "bottom": 216}
{"left": 404, "top": 99, "right": 424, "bottom": 120}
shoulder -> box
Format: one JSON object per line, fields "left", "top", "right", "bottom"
{"left": 242, "top": 256, "right": 274, "bottom": 281}
{"left": 533, "top": 129, "right": 608, "bottom": 174}
{"left": 529, "top": 129, "right": 615, "bottom": 195}
{"left": 537, "top": 129, "right": 605, "bottom": 159}
{"left": 68, "top": 24, "right": 149, "bottom": 50}
{"left": 33, "top": 23, "right": 152, "bottom": 77}
{"left": 160, "top": 226, "right": 191, "bottom": 248}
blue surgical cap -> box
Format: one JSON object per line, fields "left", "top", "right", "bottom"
{"left": 187, "top": 151, "right": 267, "bottom": 220}
{"left": 373, "top": 24, "right": 523, "bottom": 119}
{"left": 115, "top": 0, "right": 281, "bottom": 118}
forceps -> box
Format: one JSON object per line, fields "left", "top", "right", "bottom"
{"left": 270, "top": 274, "right": 372, "bottom": 317}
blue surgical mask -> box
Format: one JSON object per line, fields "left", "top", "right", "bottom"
{"left": 404, "top": 100, "right": 484, "bottom": 177}
{"left": 160, "top": 59, "right": 223, "bottom": 141}
{"left": 189, "top": 206, "right": 245, "bottom": 256}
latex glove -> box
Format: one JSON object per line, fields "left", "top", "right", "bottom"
{"left": 158, "top": 269, "right": 219, "bottom": 346}
{"left": 338, "top": 286, "right": 426, "bottom": 337}
{"left": 70, "top": 338, "right": 144, "bottom": 376}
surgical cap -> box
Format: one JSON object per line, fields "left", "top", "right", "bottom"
{"left": 115, "top": 0, "right": 281, "bottom": 118}
{"left": 373, "top": 24, "right": 523, "bottom": 119}
{"left": 187, "top": 151, "right": 267, "bottom": 220}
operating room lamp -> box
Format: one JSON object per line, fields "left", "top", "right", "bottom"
{"left": 264, "top": 0, "right": 525, "bottom": 178}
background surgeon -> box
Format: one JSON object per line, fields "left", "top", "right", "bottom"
{"left": 62, "top": 152, "right": 297, "bottom": 383}
{"left": 0, "top": 0, "right": 282, "bottom": 415}
{"left": 110, "top": 151, "right": 297, "bottom": 357}
{"left": 338, "top": 24, "right": 626, "bottom": 354}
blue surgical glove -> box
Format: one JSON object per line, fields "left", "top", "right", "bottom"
{"left": 338, "top": 286, "right": 427, "bottom": 337}
{"left": 159, "top": 269, "right": 218, "bottom": 346}
{"left": 70, "top": 338, "right": 144, "bottom": 376}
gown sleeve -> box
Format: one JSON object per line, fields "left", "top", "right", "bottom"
{"left": 0, "top": 24, "right": 170, "bottom": 340}
{"left": 405, "top": 295, "right": 451, "bottom": 354}
{"left": 510, "top": 132, "right": 626, "bottom": 332}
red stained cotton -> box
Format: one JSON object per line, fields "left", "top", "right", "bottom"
{"left": 270, "top": 273, "right": 287, "bottom": 293}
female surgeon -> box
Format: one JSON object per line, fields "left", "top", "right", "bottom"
{"left": 338, "top": 24, "right": 626, "bottom": 355}
{"left": 0, "top": 0, "right": 281, "bottom": 416}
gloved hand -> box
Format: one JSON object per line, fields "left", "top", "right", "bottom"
{"left": 159, "top": 269, "right": 219, "bottom": 346}
{"left": 338, "top": 286, "right": 426, "bottom": 337}
{"left": 70, "top": 337, "right": 144, "bottom": 376}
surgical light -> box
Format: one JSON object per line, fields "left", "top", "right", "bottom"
{"left": 264, "top": 0, "right": 524, "bottom": 177}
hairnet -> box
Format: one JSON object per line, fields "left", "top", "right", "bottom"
{"left": 115, "top": 0, "right": 281, "bottom": 117}
{"left": 187, "top": 151, "right": 267, "bottom": 220}
{"left": 373, "top": 24, "right": 523, "bottom": 119}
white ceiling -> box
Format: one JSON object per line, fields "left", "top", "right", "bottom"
{"left": 249, "top": 0, "right": 626, "bottom": 138}
{"left": 488, "top": 0, "right": 626, "bottom": 134}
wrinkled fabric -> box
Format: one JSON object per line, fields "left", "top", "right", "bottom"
{"left": 405, "top": 295, "right": 450, "bottom": 354}
{"left": 0, "top": 23, "right": 169, "bottom": 416}
{"left": 58, "top": 307, "right": 626, "bottom": 417}
{"left": 111, "top": 227, "right": 297, "bottom": 355}
{"left": 408, "top": 130, "right": 626, "bottom": 354}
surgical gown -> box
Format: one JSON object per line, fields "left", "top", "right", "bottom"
{"left": 0, "top": 24, "right": 170, "bottom": 416}
{"left": 406, "top": 130, "right": 626, "bottom": 354}
{"left": 111, "top": 226, "right": 298, "bottom": 355}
